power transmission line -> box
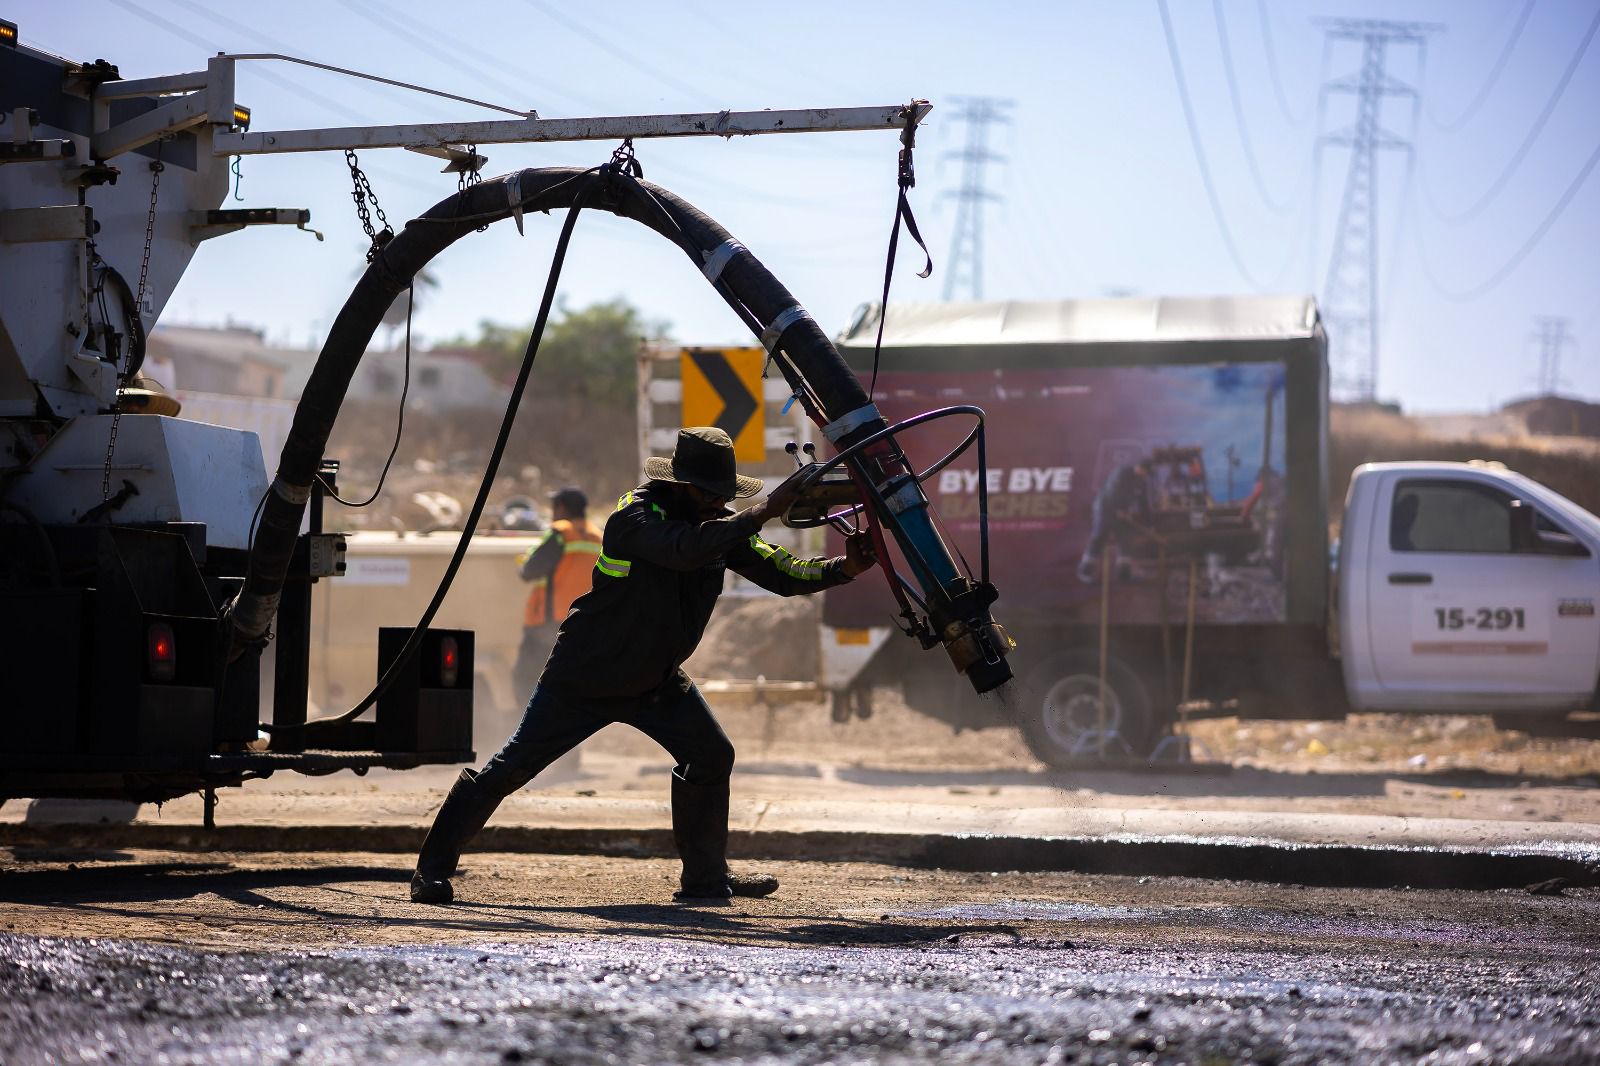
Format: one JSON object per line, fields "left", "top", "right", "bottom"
{"left": 1213, "top": 0, "right": 1302, "bottom": 216}
{"left": 1425, "top": 0, "right": 1534, "bottom": 134}
{"left": 1256, "top": 0, "right": 1314, "bottom": 127}
{"left": 105, "top": 0, "right": 370, "bottom": 125}
{"left": 519, "top": 0, "right": 708, "bottom": 103}
{"left": 334, "top": 0, "right": 608, "bottom": 116}
{"left": 1411, "top": 136, "right": 1600, "bottom": 303}
{"left": 1421, "top": 3, "right": 1600, "bottom": 225}
{"left": 1157, "top": 0, "right": 1301, "bottom": 294}
{"left": 940, "top": 96, "right": 1011, "bottom": 302}
{"left": 1315, "top": 18, "right": 1438, "bottom": 403}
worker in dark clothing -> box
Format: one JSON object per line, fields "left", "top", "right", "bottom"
{"left": 512, "top": 486, "right": 603, "bottom": 700}
{"left": 1076, "top": 458, "right": 1151, "bottom": 583}
{"left": 412, "top": 427, "right": 876, "bottom": 905}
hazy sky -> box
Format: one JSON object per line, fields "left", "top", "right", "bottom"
{"left": 18, "top": 0, "right": 1600, "bottom": 412}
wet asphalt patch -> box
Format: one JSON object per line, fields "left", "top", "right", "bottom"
{"left": 3, "top": 925, "right": 1598, "bottom": 1065}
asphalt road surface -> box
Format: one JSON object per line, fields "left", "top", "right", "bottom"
{"left": 2, "top": 850, "right": 1598, "bottom": 1063}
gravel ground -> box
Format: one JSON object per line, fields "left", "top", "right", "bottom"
{"left": 2, "top": 850, "right": 1598, "bottom": 1064}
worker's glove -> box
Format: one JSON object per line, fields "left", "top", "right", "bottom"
{"left": 841, "top": 532, "right": 878, "bottom": 577}
{"left": 748, "top": 478, "right": 803, "bottom": 526}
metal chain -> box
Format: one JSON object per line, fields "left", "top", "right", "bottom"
{"left": 608, "top": 137, "right": 643, "bottom": 178}
{"left": 458, "top": 143, "right": 489, "bottom": 232}
{"left": 134, "top": 145, "right": 164, "bottom": 317}
{"left": 102, "top": 140, "right": 164, "bottom": 502}
{"left": 457, "top": 142, "right": 483, "bottom": 192}
{"left": 345, "top": 149, "right": 393, "bottom": 262}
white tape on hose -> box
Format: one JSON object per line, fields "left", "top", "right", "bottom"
{"left": 823, "top": 403, "right": 882, "bottom": 443}
{"left": 701, "top": 239, "right": 745, "bottom": 282}
{"left": 760, "top": 306, "right": 811, "bottom": 353}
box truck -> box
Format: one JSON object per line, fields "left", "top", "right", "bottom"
{"left": 821, "top": 297, "right": 1600, "bottom": 765}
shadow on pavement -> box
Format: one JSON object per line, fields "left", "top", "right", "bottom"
{"left": 0, "top": 858, "right": 1017, "bottom": 949}
{"left": 833, "top": 764, "right": 1599, "bottom": 797}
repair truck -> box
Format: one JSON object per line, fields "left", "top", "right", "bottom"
{"left": 821, "top": 297, "right": 1600, "bottom": 765}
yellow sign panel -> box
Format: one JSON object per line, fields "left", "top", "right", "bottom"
{"left": 681, "top": 347, "right": 765, "bottom": 462}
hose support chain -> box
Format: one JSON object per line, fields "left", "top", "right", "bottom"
{"left": 868, "top": 100, "right": 934, "bottom": 399}
{"left": 345, "top": 149, "right": 393, "bottom": 262}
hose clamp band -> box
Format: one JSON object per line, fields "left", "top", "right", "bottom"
{"left": 882, "top": 480, "right": 924, "bottom": 515}
{"left": 273, "top": 478, "right": 311, "bottom": 506}
{"left": 701, "top": 239, "right": 744, "bottom": 282}
{"left": 759, "top": 305, "right": 811, "bottom": 354}
{"left": 823, "top": 403, "right": 882, "bottom": 443}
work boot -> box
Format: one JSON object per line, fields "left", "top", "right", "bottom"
{"left": 669, "top": 773, "right": 780, "bottom": 900}
{"left": 411, "top": 768, "right": 500, "bottom": 904}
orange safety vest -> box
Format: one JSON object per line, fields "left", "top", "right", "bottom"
{"left": 522, "top": 517, "right": 605, "bottom": 627}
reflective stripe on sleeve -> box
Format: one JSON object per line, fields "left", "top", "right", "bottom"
{"left": 596, "top": 553, "right": 632, "bottom": 578}
{"left": 616, "top": 491, "right": 665, "bottom": 519}
{"left": 749, "top": 535, "right": 827, "bottom": 581}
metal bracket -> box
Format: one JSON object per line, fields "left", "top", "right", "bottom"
{"left": 1, "top": 111, "right": 74, "bottom": 163}
{"left": 186, "top": 207, "right": 319, "bottom": 243}
{"left": 505, "top": 172, "right": 524, "bottom": 235}
{"left": 0, "top": 205, "right": 93, "bottom": 243}
{"left": 89, "top": 56, "right": 235, "bottom": 160}
{"left": 406, "top": 144, "right": 489, "bottom": 174}
{"left": 0, "top": 140, "right": 75, "bottom": 164}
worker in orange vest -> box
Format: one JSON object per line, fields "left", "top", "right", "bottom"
{"left": 512, "top": 486, "right": 603, "bottom": 699}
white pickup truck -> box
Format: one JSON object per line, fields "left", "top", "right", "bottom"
{"left": 1338, "top": 461, "right": 1599, "bottom": 720}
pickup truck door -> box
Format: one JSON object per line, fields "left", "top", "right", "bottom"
{"left": 1365, "top": 473, "right": 1600, "bottom": 706}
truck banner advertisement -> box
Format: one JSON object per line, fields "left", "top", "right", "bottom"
{"left": 825, "top": 360, "right": 1289, "bottom": 628}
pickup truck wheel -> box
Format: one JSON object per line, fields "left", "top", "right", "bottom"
{"left": 1019, "top": 653, "right": 1158, "bottom": 766}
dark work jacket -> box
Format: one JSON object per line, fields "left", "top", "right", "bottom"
{"left": 539, "top": 481, "right": 852, "bottom": 700}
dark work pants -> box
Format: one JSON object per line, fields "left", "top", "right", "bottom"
{"left": 474, "top": 682, "right": 736, "bottom": 801}
{"left": 511, "top": 626, "right": 555, "bottom": 706}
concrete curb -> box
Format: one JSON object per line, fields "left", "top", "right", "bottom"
{"left": 3, "top": 822, "right": 1597, "bottom": 892}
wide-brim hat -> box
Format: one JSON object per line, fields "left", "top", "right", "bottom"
{"left": 644, "top": 427, "right": 764, "bottom": 499}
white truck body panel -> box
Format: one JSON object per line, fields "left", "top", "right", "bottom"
{"left": 316, "top": 531, "right": 540, "bottom": 720}
{"left": 7, "top": 414, "right": 268, "bottom": 549}
{"left": 1340, "top": 462, "right": 1600, "bottom": 714}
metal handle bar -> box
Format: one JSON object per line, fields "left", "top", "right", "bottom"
{"left": 784, "top": 405, "right": 986, "bottom": 530}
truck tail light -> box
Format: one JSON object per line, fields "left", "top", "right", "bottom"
{"left": 147, "top": 622, "right": 176, "bottom": 682}
{"left": 439, "top": 635, "right": 459, "bottom": 688}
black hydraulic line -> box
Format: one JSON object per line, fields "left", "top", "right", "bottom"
{"left": 98, "top": 262, "right": 146, "bottom": 383}
{"left": 229, "top": 152, "right": 1012, "bottom": 698}
{"left": 263, "top": 172, "right": 599, "bottom": 731}
{"left": 0, "top": 501, "right": 62, "bottom": 588}
{"left": 975, "top": 421, "right": 990, "bottom": 585}
{"left": 229, "top": 166, "right": 873, "bottom": 660}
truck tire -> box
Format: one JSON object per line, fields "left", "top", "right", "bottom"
{"left": 1019, "top": 652, "right": 1160, "bottom": 766}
